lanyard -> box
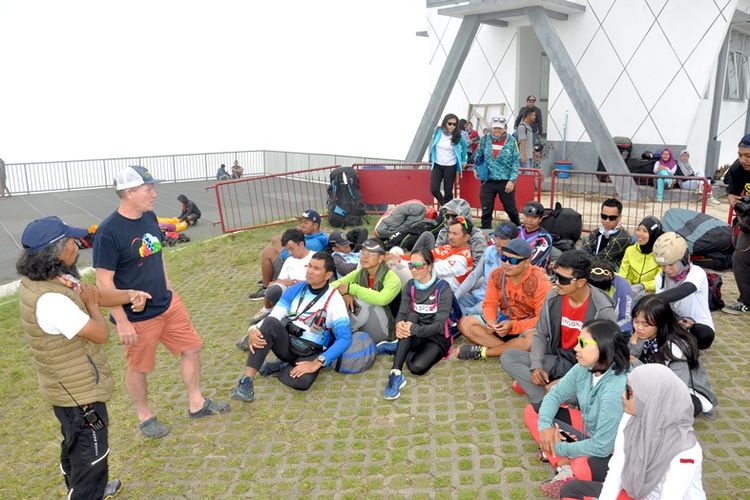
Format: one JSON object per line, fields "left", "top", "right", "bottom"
{"left": 291, "top": 285, "right": 328, "bottom": 320}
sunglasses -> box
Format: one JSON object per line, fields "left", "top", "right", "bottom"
{"left": 446, "top": 122, "right": 457, "bottom": 126}
{"left": 500, "top": 254, "right": 526, "bottom": 265}
{"left": 408, "top": 261, "right": 428, "bottom": 270}
{"left": 577, "top": 336, "right": 598, "bottom": 349}
{"left": 454, "top": 215, "right": 470, "bottom": 231}
{"left": 590, "top": 267, "right": 613, "bottom": 278}
{"left": 553, "top": 272, "right": 579, "bottom": 286}
{"left": 625, "top": 383, "right": 633, "bottom": 400}
{"left": 600, "top": 213, "right": 619, "bottom": 221}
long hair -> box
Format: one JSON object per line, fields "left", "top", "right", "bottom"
{"left": 632, "top": 295, "right": 699, "bottom": 369}
{"left": 16, "top": 239, "right": 78, "bottom": 281}
{"left": 584, "top": 318, "right": 629, "bottom": 374}
{"left": 441, "top": 113, "right": 462, "bottom": 145}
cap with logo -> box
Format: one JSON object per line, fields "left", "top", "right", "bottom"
{"left": 653, "top": 232, "right": 689, "bottom": 265}
{"left": 115, "top": 165, "right": 162, "bottom": 190}
{"left": 493, "top": 221, "right": 519, "bottom": 240}
{"left": 361, "top": 238, "right": 386, "bottom": 255}
{"left": 490, "top": 116, "right": 507, "bottom": 128}
{"left": 22, "top": 216, "right": 89, "bottom": 254}
{"left": 522, "top": 201, "right": 545, "bottom": 217}
{"left": 501, "top": 238, "right": 532, "bottom": 259}
{"left": 329, "top": 231, "right": 352, "bottom": 247}
{"left": 300, "top": 209, "right": 321, "bottom": 225}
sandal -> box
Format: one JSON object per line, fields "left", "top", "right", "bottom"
{"left": 188, "top": 398, "right": 230, "bottom": 419}
{"left": 139, "top": 417, "right": 169, "bottom": 439}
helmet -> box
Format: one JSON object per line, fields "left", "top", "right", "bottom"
{"left": 653, "top": 232, "right": 688, "bottom": 265}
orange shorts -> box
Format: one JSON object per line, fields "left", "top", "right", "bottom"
{"left": 125, "top": 293, "right": 203, "bottom": 373}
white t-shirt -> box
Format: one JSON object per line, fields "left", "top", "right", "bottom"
{"left": 35, "top": 292, "right": 90, "bottom": 339}
{"left": 278, "top": 250, "right": 313, "bottom": 282}
{"left": 435, "top": 132, "right": 457, "bottom": 166}
{"left": 656, "top": 265, "right": 714, "bottom": 330}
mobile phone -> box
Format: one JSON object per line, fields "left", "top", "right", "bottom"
{"left": 558, "top": 430, "right": 577, "bottom": 443}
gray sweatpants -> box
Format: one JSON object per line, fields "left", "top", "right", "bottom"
{"left": 350, "top": 300, "right": 391, "bottom": 343}
{"left": 500, "top": 349, "right": 559, "bottom": 404}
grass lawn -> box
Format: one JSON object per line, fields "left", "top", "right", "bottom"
{"left": 1, "top": 221, "right": 749, "bottom": 499}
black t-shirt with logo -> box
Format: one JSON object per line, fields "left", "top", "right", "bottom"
{"left": 724, "top": 160, "right": 750, "bottom": 197}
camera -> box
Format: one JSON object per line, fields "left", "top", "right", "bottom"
{"left": 735, "top": 196, "right": 750, "bottom": 217}
{"left": 281, "top": 317, "right": 305, "bottom": 338}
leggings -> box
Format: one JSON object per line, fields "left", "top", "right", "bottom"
{"left": 430, "top": 163, "right": 457, "bottom": 206}
{"left": 392, "top": 336, "right": 449, "bottom": 375}
{"left": 655, "top": 170, "right": 672, "bottom": 201}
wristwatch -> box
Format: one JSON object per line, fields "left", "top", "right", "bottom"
{"left": 317, "top": 354, "right": 327, "bottom": 366}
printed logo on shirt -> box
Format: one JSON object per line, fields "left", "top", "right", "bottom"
{"left": 133, "top": 233, "right": 162, "bottom": 258}
{"left": 744, "top": 182, "right": 750, "bottom": 196}
{"left": 560, "top": 316, "right": 583, "bottom": 332}
{"left": 414, "top": 302, "right": 438, "bottom": 314}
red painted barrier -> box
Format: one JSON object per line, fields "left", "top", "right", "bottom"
{"left": 459, "top": 167, "right": 543, "bottom": 210}
{"left": 354, "top": 163, "right": 434, "bottom": 205}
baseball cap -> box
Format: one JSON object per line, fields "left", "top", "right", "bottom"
{"left": 522, "top": 201, "right": 545, "bottom": 217}
{"left": 493, "top": 221, "right": 519, "bottom": 240}
{"left": 22, "top": 216, "right": 88, "bottom": 254}
{"left": 653, "top": 232, "right": 688, "bottom": 265}
{"left": 502, "top": 238, "right": 532, "bottom": 259}
{"left": 490, "top": 116, "right": 507, "bottom": 128}
{"left": 329, "top": 231, "right": 352, "bottom": 247}
{"left": 361, "top": 238, "right": 386, "bottom": 255}
{"left": 115, "top": 165, "right": 162, "bottom": 190}
{"left": 299, "top": 209, "right": 321, "bottom": 225}
{"left": 740, "top": 134, "right": 750, "bottom": 148}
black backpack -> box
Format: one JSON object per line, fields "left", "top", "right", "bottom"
{"left": 540, "top": 202, "right": 583, "bottom": 250}
{"left": 327, "top": 167, "right": 366, "bottom": 228}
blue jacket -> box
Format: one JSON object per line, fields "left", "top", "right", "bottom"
{"left": 430, "top": 127, "right": 468, "bottom": 172}
{"left": 538, "top": 363, "right": 627, "bottom": 458}
{"left": 280, "top": 231, "right": 329, "bottom": 260}
{"left": 473, "top": 132, "right": 520, "bottom": 182}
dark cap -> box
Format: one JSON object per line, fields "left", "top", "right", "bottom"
{"left": 361, "top": 238, "right": 386, "bottom": 255}
{"left": 22, "top": 216, "right": 88, "bottom": 254}
{"left": 299, "top": 209, "right": 321, "bottom": 225}
{"left": 493, "top": 221, "right": 519, "bottom": 240}
{"left": 739, "top": 134, "right": 750, "bottom": 147}
{"left": 522, "top": 201, "right": 545, "bottom": 217}
{"left": 329, "top": 231, "right": 352, "bottom": 247}
{"left": 502, "top": 238, "right": 532, "bottom": 259}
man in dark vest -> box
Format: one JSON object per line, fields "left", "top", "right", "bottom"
{"left": 17, "top": 216, "right": 151, "bottom": 499}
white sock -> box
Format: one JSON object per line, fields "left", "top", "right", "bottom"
{"left": 260, "top": 307, "right": 271, "bottom": 314}
{"left": 391, "top": 369, "right": 402, "bottom": 376}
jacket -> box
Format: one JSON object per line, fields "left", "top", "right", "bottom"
{"left": 538, "top": 363, "right": 626, "bottom": 458}
{"left": 530, "top": 286, "right": 617, "bottom": 374}
{"left": 617, "top": 243, "right": 660, "bottom": 292}
{"left": 374, "top": 201, "right": 434, "bottom": 240}
{"left": 430, "top": 128, "right": 468, "bottom": 172}
{"left": 582, "top": 227, "right": 631, "bottom": 269}
{"left": 332, "top": 263, "right": 402, "bottom": 333}
{"left": 435, "top": 198, "right": 489, "bottom": 262}
{"left": 473, "top": 132, "right": 521, "bottom": 182}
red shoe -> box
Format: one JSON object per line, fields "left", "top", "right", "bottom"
{"left": 512, "top": 380, "right": 526, "bottom": 395}
{"left": 540, "top": 466, "right": 574, "bottom": 497}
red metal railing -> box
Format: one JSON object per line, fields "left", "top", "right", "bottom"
{"left": 549, "top": 170, "right": 712, "bottom": 232}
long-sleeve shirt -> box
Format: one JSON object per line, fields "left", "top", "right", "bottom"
{"left": 482, "top": 264, "right": 550, "bottom": 335}
{"left": 395, "top": 279, "right": 453, "bottom": 338}
{"left": 331, "top": 268, "right": 402, "bottom": 307}
{"left": 617, "top": 244, "right": 660, "bottom": 292}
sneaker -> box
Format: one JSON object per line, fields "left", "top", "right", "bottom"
{"left": 249, "top": 309, "right": 269, "bottom": 326}
{"left": 384, "top": 371, "right": 406, "bottom": 400}
{"left": 540, "top": 465, "right": 574, "bottom": 498}
{"left": 236, "top": 334, "right": 250, "bottom": 352}
{"left": 535, "top": 448, "right": 549, "bottom": 463}
{"left": 722, "top": 301, "right": 750, "bottom": 315}
{"left": 230, "top": 376, "right": 255, "bottom": 402}
{"left": 188, "top": 398, "right": 230, "bottom": 418}
{"left": 102, "top": 479, "right": 123, "bottom": 499}
{"left": 708, "top": 196, "right": 721, "bottom": 206}
{"left": 376, "top": 340, "right": 398, "bottom": 356}
{"left": 703, "top": 408, "right": 717, "bottom": 420}
{"left": 138, "top": 416, "right": 169, "bottom": 439}
{"left": 248, "top": 286, "right": 267, "bottom": 300}
{"left": 259, "top": 359, "right": 290, "bottom": 377}
{"left": 457, "top": 343, "right": 483, "bottom": 360}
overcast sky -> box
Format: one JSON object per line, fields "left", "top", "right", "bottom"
{"left": 0, "top": 0, "right": 430, "bottom": 163}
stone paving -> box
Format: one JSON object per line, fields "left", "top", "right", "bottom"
{"left": 0, "top": 226, "right": 749, "bottom": 499}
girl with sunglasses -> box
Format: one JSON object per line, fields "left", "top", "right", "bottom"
{"left": 630, "top": 295, "right": 718, "bottom": 419}
{"left": 617, "top": 216, "right": 663, "bottom": 293}
{"left": 384, "top": 249, "right": 455, "bottom": 400}
{"left": 429, "top": 113, "right": 468, "bottom": 206}
{"left": 526, "top": 319, "right": 629, "bottom": 497}
{"left": 572, "top": 364, "right": 706, "bottom": 499}
{"left": 588, "top": 259, "right": 634, "bottom": 335}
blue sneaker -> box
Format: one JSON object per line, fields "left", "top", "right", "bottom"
{"left": 384, "top": 371, "right": 406, "bottom": 400}
{"left": 376, "top": 340, "right": 398, "bottom": 356}
{"left": 230, "top": 376, "right": 255, "bottom": 402}
{"left": 259, "top": 360, "right": 290, "bottom": 377}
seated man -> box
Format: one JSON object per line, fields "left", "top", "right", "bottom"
{"left": 230, "top": 252, "right": 351, "bottom": 398}
{"left": 216, "top": 163, "right": 231, "bottom": 180}
{"left": 518, "top": 201, "right": 553, "bottom": 269}
{"left": 457, "top": 239, "right": 550, "bottom": 360}
{"left": 454, "top": 221, "right": 518, "bottom": 316}
{"left": 177, "top": 194, "right": 201, "bottom": 226}
{"left": 434, "top": 198, "right": 489, "bottom": 263}
{"left": 425, "top": 216, "right": 475, "bottom": 292}
{"left": 581, "top": 198, "right": 630, "bottom": 269}
{"left": 249, "top": 209, "right": 329, "bottom": 299}
{"left": 329, "top": 231, "right": 360, "bottom": 279}
{"left": 500, "top": 250, "right": 617, "bottom": 403}
{"left": 332, "top": 238, "right": 402, "bottom": 344}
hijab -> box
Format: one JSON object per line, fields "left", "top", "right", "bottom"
{"left": 658, "top": 148, "right": 677, "bottom": 169}
{"left": 621, "top": 364, "right": 697, "bottom": 499}
{"left": 677, "top": 149, "right": 695, "bottom": 177}
{"left": 637, "top": 216, "right": 663, "bottom": 255}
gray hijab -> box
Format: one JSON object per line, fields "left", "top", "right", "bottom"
{"left": 677, "top": 149, "right": 695, "bottom": 176}
{"left": 621, "top": 364, "right": 697, "bottom": 499}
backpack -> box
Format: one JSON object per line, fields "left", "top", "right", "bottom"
{"left": 333, "top": 330, "right": 376, "bottom": 374}
{"left": 706, "top": 272, "right": 725, "bottom": 311}
{"left": 540, "top": 202, "right": 582, "bottom": 250}
{"left": 346, "top": 227, "right": 369, "bottom": 252}
{"left": 327, "top": 167, "right": 366, "bottom": 228}
{"left": 409, "top": 280, "right": 463, "bottom": 358}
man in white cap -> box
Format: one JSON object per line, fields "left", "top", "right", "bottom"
{"left": 94, "top": 165, "right": 230, "bottom": 439}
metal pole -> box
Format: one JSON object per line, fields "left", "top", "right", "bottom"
{"left": 706, "top": 29, "right": 730, "bottom": 178}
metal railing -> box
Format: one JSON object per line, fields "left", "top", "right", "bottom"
{"left": 3, "top": 150, "right": 399, "bottom": 195}
{"left": 549, "top": 170, "right": 711, "bottom": 233}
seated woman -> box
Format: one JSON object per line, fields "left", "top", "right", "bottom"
{"left": 588, "top": 259, "right": 633, "bottom": 336}
{"left": 525, "top": 319, "right": 629, "bottom": 498}
{"left": 617, "top": 216, "right": 663, "bottom": 293}
{"left": 630, "top": 295, "right": 718, "bottom": 418}
{"left": 383, "top": 249, "right": 454, "bottom": 400}
{"left": 653, "top": 148, "right": 677, "bottom": 203}
{"left": 564, "top": 364, "right": 707, "bottom": 499}
{"left": 652, "top": 232, "right": 715, "bottom": 349}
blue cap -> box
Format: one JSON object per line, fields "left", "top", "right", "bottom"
{"left": 22, "top": 216, "right": 88, "bottom": 254}
{"left": 502, "top": 238, "right": 532, "bottom": 259}
{"left": 493, "top": 221, "right": 519, "bottom": 240}
{"left": 300, "top": 209, "right": 321, "bottom": 225}
{"left": 739, "top": 134, "right": 750, "bottom": 147}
